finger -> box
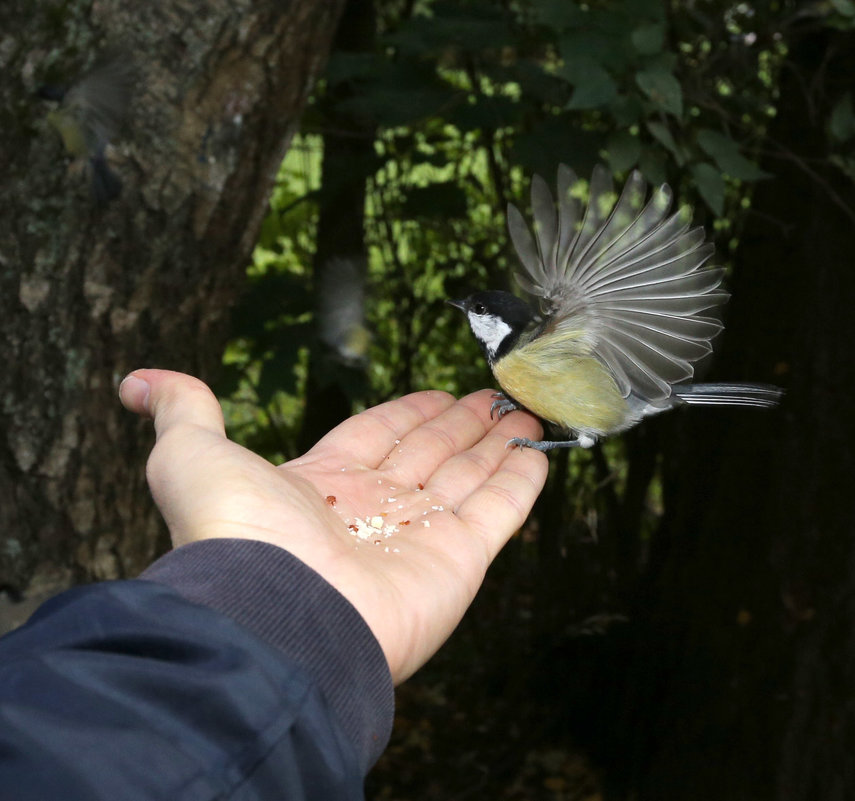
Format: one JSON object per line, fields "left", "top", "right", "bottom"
{"left": 119, "top": 369, "right": 225, "bottom": 440}
{"left": 303, "top": 390, "right": 457, "bottom": 468}
{"left": 421, "top": 407, "right": 544, "bottom": 506}
{"left": 455, "top": 445, "right": 548, "bottom": 561}
{"left": 378, "top": 389, "right": 499, "bottom": 488}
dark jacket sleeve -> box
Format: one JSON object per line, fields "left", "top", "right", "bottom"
{"left": 0, "top": 539, "right": 394, "bottom": 800}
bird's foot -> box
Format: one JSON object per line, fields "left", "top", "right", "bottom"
{"left": 490, "top": 393, "right": 520, "bottom": 420}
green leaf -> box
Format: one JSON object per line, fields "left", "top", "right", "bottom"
{"left": 696, "top": 129, "right": 771, "bottom": 180}
{"left": 606, "top": 130, "right": 641, "bottom": 172}
{"left": 638, "top": 146, "right": 667, "bottom": 185}
{"left": 646, "top": 120, "right": 685, "bottom": 164}
{"left": 829, "top": 93, "right": 855, "bottom": 142}
{"left": 643, "top": 50, "right": 678, "bottom": 73}
{"left": 830, "top": 0, "right": 855, "bottom": 16}
{"left": 631, "top": 23, "right": 665, "bottom": 55}
{"left": 636, "top": 66, "right": 683, "bottom": 117}
{"left": 560, "top": 30, "right": 629, "bottom": 71}
{"left": 567, "top": 69, "right": 618, "bottom": 109}
{"left": 691, "top": 162, "right": 725, "bottom": 215}
{"left": 561, "top": 58, "right": 618, "bottom": 109}
{"left": 531, "top": 0, "right": 584, "bottom": 29}
{"left": 610, "top": 93, "right": 644, "bottom": 126}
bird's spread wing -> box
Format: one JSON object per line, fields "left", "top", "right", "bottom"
{"left": 508, "top": 164, "right": 728, "bottom": 401}
{"left": 66, "top": 53, "right": 135, "bottom": 149}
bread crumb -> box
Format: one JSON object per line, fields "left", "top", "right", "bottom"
{"left": 346, "top": 515, "right": 400, "bottom": 541}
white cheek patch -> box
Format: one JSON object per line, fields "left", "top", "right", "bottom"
{"left": 467, "top": 313, "right": 512, "bottom": 358}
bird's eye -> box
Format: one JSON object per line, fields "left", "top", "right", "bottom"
{"left": 473, "top": 303, "right": 486, "bottom": 315}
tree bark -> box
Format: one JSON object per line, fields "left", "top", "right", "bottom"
{"left": 0, "top": 0, "right": 344, "bottom": 607}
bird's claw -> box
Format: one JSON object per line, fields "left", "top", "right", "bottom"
{"left": 506, "top": 437, "right": 541, "bottom": 451}
{"left": 490, "top": 393, "right": 520, "bottom": 420}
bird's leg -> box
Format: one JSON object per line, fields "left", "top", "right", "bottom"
{"left": 507, "top": 432, "right": 597, "bottom": 452}
{"left": 507, "top": 437, "right": 581, "bottom": 452}
{"left": 490, "top": 392, "right": 521, "bottom": 420}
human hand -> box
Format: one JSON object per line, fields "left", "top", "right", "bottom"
{"left": 120, "top": 369, "right": 548, "bottom": 683}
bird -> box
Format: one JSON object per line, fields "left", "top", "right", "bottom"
{"left": 448, "top": 164, "right": 782, "bottom": 452}
{"left": 317, "top": 257, "right": 371, "bottom": 365}
{"left": 39, "top": 52, "right": 135, "bottom": 204}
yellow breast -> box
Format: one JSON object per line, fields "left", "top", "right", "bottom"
{"left": 492, "top": 333, "right": 629, "bottom": 436}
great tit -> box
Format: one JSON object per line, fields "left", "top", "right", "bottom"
{"left": 39, "top": 53, "right": 134, "bottom": 204}
{"left": 449, "top": 164, "right": 783, "bottom": 452}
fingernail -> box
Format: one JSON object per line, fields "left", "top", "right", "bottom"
{"left": 119, "top": 374, "right": 151, "bottom": 414}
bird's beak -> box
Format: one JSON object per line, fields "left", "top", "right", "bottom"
{"left": 446, "top": 299, "right": 467, "bottom": 312}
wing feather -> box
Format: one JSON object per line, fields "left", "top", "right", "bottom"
{"left": 511, "top": 164, "right": 727, "bottom": 401}
{"left": 555, "top": 165, "right": 580, "bottom": 275}
{"left": 507, "top": 202, "right": 544, "bottom": 284}
{"left": 531, "top": 173, "right": 559, "bottom": 271}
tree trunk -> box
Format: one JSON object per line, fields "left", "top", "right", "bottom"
{"left": 617, "top": 24, "right": 855, "bottom": 801}
{"left": 297, "top": 0, "right": 376, "bottom": 452}
{"left": 0, "top": 0, "right": 344, "bottom": 613}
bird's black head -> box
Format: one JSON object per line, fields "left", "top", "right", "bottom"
{"left": 447, "top": 290, "right": 534, "bottom": 364}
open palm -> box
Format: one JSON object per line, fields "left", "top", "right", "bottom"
{"left": 121, "top": 370, "right": 548, "bottom": 683}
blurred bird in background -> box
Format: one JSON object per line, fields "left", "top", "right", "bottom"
{"left": 317, "top": 256, "right": 371, "bottom": 365}
{"left": 450, "top": 165, "right": 783, "bottom": 452}
{"left": 38, "top": 52, "right": 134, "bottom": 205}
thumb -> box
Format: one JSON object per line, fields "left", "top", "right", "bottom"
{"left": 119, "top": 369, "right": 225, "bottom": 440}
{"left": 119, "top": 370, "right": 231, "bottom": 545}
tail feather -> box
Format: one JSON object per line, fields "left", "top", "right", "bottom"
{"left": 673, "top": 382, "right": 783, "bottom": 408}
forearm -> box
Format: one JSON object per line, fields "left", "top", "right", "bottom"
{"left": 141, "top": 538, "right": 395, "bottom": 770}
{"left": 0, "top": 540, "right": 394, "bottom": 799}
